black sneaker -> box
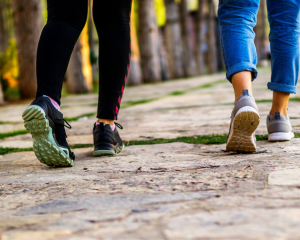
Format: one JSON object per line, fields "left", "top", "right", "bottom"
{"left": 93, "top": 122, "right": 125, "bottom": 156}
{"left": 22, "top": 96, "right": 75, "bottom": 167}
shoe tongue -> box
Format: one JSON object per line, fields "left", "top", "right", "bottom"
{"left": 243, "top": 90, "right": 249, "bottom": 96}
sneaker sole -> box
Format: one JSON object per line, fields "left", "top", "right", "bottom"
{"left": 93, "top": 144, "right": 125, "bottom": 157}
{"left": 226, "top": 106, "right": 260, "bottom": 153}
{"left": 268, "top": 132, "right": 295, "bottom": 142}
{"left": 22, "top": 105, "right": 74, "bottom": 167}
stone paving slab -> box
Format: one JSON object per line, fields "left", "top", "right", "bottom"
{"left": 2, "top": 67, "right": 300, "bottom": 239}
{"left": 2, "top": 139, "right": 300, "bottom": 239}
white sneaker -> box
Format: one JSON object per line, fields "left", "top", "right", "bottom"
{"left": 267, "top": 112, "right": 294, "bottom": 141}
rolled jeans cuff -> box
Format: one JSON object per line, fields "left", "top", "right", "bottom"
{"left": 267, "top": 82, "right": 297, "bottom": 94}
{"left": 226, "top": 62, "right": 258, "bottom": 83}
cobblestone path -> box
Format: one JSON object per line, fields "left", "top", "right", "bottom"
{"left": 1, "top": 67, "right": 300, "bottom": 240}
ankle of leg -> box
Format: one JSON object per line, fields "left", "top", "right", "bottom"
{"left": 97, "top": 119, "right": 114, "bottom": 125}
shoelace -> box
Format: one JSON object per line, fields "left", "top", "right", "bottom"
{"left": 115, "top": 122, "right": 123, "bottom": 130}
{"left": 63, "top": 119, "right": 72, "bottom": 129}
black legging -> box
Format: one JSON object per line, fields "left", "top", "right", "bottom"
{"left": 36, "top": 0, "right": 132, "bottom": 120}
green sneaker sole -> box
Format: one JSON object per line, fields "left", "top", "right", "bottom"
{"left": 22, "top": 105, "right": 74, "bottom": 167}
{"left": 93, "top": 144, "right": 125, "bottom": 157}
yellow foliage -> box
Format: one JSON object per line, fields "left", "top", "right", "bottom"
{"left": 153, "top": 0, "right": 200, "bottom": 26}
{"left": 154, "top": 0, "right": 166, "bottom": 27}
{"left": 3, "top": 73, "right": 18, "bottom": 88}
{"left": 0, "top": 40, "right": 19, "bottom": 88}
{"left": 187, "top": 0, "right": 198, "bottom": 11}
{"left": 79, "top": 24, "right": 93, "bottom": 91}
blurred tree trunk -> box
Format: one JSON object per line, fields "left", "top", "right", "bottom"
{"left": 11, "top": 0, "right": 43, "bottom": 99}
{"left": 0, "top": 0, "right": 6, "bottom": 104}
{"left": 88, "top": 0, "right": 98, "bottom": 83}
{"left": 138, "top": 0, "right": 161, "bottom": 83}
{"left": 206, "top": 0, "right": 217, "bottom": 73}
{"left": 0, "top": 80, "right": 3, "bottom": 104}
{"left": 158, "top": 27, "right": 170, "bottom": 80}
{"left": 164, "top": 0, "right": 184, "bottom": 79}
{"left": 66, "top": 24, "right": 93, "bottom": 93}
{"left": 4, "top": 0, "right": 14, "bottom": 41}
{"left": 255, "top": 0, "right": 267, "bottom": 62}
{"left": 196, "top": 0, "right": 205, "bottom": 75}
{"left": 216, "top": 22, "right": 225, "bottom": 71}
{"left": 0, "top": 0, "right": 8, "bottom": 54}
{"left": 127, "top": 2, "right": 142, "bottom": 85}
{"left": 179, "top": 0, "right": 197, "bottom": 77}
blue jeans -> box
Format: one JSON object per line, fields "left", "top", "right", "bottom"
{"left": 218, "top": 0, "right": 300, "bottom": 94}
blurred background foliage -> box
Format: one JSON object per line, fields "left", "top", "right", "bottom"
{"left": 0, "top": 0, "right": 269, "bottom": 105}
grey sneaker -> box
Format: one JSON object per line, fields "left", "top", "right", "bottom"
{"left": 267, "top": 112, "right": 294, "bottom": 141}
{"left": 226, "top": 90, "right": 260, "bottom": 152}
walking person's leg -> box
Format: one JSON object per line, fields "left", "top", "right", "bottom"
{"left": 92, "top": 0, "right": 132, "bottom": 156}
{"left": 266, "top": 0, "right": 300, "bottom": 141}
{"left": 22, "top": 0, "right": 88, "bottom": 167}
{"left": 218, "top": 0, "right": 260, "bottom": 152}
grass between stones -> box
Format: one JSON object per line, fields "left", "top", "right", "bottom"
{"left": 122, "top": 98, "right": 160, "bottom": 109}
{"left": 4, "top": 133, "right": 300, "bottom": 155}
{"left": 64, "top": 113, "right": 97, "bottom": 122}
{"left": 169, "top": 80, "right": 225, "bottom": 96}
{"left": 0, "top": 121, "right": 22, "bottom": 125}
{"left": 0, "top": 129, "right": 28, "bottom": 140}
{"left": 0, "top": 147, "right": 33, "bottom": 155}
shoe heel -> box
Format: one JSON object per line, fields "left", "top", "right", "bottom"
{"left": 22, "top": 105, "right": 45, "bottom": 121}
{"left": 22, "top": 106, "right": 74, "bottom": 167}
{"left": 268, "top": 132, "right": 294, "bottom": 142}
{"left": 93, "top": 143, "right": 125, "bottom": 157}
{"left": 226, "top": 107, "right": 260, "bottom": 153}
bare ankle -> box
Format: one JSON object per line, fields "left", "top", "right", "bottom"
{"left": 270, "top": 91, "right": 290, "bottom": 116}
{"left": 270, "top": 108, "right": 288, "bottom": 116}
{"left": 98, "top": 119, "right": 114, "bottom": 125}
{"left": 231, "top": 71, "right": 253, "bottom": 101}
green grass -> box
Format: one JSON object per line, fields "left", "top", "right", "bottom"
{"left": 170, "top": 91, "right": 186, "bottom": 96}
{"left": 255, "top": 99, "right": 273, "bottom": 103}
{"left": 290, "top": 97, "right": 300, "bottom": 102}
{"left": 255, "top": 134, "right": 269, "bottom": 141}
{"left": 69, "top": 144, "right": 93, "bottom": 149}
{"left": 0, "top": 121, "right": 22, "bottom": 125}
{"left": 124, "top": 134, "right": 228, "bottom": 146}
{"left": 0, "top": 129, "right": 28, "bottom": 140}
{"left": 169, "top": 80, "right": 225, "bottom": 97}
{"left": 192, "top": 80, "right": 225, "bottom": 90}
{"left": 255, "top": 98, "right": 300, "bottom": 104}
{"left": 122, "top": 98, "right": 160, "bottom": 109}
{"left": 1, "top": 132, "right": 300, "bottom": 156}
{"left": 64, "top": 113, "right": 97, "bottom": 122}
{"left": 0, "top": 147, "right": 32, "bottom": 155}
